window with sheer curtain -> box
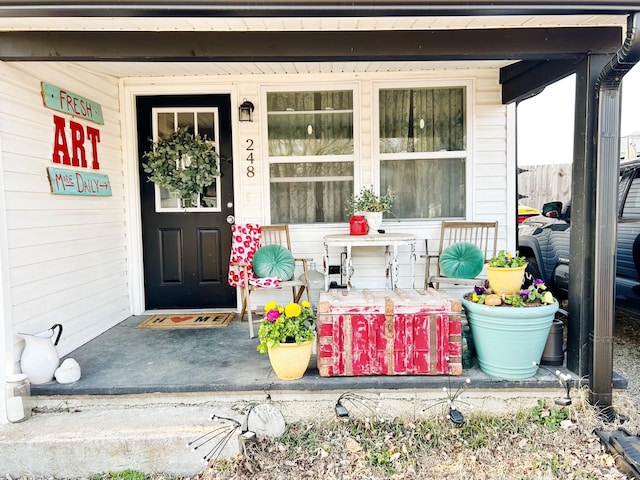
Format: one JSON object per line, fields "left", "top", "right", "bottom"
{"left": 267, "top": 89, "right": 354, "bottom": 224}
{"left": 378, "top": 86, "right": 467, "bottom": 220}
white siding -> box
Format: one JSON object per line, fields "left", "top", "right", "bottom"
{"left": 0, "top": 62, "right": 130, "bottom": 372}
{"left": 0, "top": 62, "right": 512, "bottom": 357}
{"left": 122, "top": 68, "right": 510, "bottom": 308}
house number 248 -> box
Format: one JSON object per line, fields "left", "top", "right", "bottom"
{"left": 245, "top": 139, "right": 255, "bottom": 177}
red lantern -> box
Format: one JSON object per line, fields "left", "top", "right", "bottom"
{"left": 349, "top": 215, "right": 368, "bottom": 235}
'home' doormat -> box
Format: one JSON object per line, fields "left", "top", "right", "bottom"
{"left": 136, "top": 312, "right": 235, "bottom": 329}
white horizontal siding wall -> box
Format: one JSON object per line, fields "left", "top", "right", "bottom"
{"left": 0, "top": 62, "right": 130, "bottom": 374}
{"left": 133, "top": 68, "right": 508, "bottom": 308}
{"left": 474, "top": 73, "right": 511, "bottom": 237}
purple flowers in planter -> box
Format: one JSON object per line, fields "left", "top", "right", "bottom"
{"left": 469, "top": 278, "right": 555, "bottom": 307}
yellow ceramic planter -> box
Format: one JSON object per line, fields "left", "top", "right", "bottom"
{"left": 267, "top": 340, "right": 314, "bottom": 380}
{"left": 486, "top": 265, "right": 526, "bottom": 295}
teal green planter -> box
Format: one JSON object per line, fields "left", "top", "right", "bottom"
{"left": 461, "top": 297, "right": 559, "bottom": 379}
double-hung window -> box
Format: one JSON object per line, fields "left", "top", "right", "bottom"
{"left": 266, "top": 88, "right": 355, "bottom": 224}
{"left": 377, "top": 84, "right": 468, "bottom": 219}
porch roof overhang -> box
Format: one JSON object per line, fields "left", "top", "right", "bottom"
{"left": 0, "top": 0, "right": 630, "bottom": 103}
{"left": 1, "top": 0, "right": 639, "bottom": 17}
{"left": 0, "top": 24, "right": 624, "bottom": 104}
{"left": 0, "top": 27, "right": 623, "bottom": 65}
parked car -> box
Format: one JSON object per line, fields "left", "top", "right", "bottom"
{"left": 517, "top": 204, "right": 541, "bottom": 224}
{"left": 518, "top": 156, "right": 640, "bottom": 314}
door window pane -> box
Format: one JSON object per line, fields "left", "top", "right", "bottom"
{"left": 177, "top": 112, "right": 195, "bottom": 133}
{"left": 157, "top": 112, "right": 175, "bottom": 138}
{"left": 151, "top": 108, "right": 221, "bottom": 212}
{"left": 198, "top": 111, "right": 216, "bottom": 142}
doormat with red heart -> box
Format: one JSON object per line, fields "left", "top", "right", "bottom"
{"left": 136, "top": 312, "right": 235, "bottom": 329}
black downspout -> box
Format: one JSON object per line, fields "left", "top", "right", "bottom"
{"left": 590, "top": 12, "right": 640, "bottom": 413}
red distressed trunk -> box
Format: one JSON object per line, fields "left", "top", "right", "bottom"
{"left": 317, "top": 289, "right": 462, "bottom": 377}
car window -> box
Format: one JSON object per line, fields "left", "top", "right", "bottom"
{"left": 621, "top": 174, "right": 640, "bottom": 219}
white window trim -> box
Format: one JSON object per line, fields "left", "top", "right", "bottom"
{"left": 372, "top": 79, "right": 475, "bottom": 221}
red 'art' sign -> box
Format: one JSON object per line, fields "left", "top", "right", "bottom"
{"left": 51, "top": 114, "right": 101, "bottom": 170}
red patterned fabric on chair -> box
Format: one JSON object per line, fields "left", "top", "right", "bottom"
{"left": 228, "top": 223, "right": 311, "bottom": 338}
{"left": 228, "top": 223, "right": 280, "bottom": 289}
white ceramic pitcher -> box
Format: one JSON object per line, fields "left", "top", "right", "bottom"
{"left": 19, "top": 323, "right": 63, "bottom": 384}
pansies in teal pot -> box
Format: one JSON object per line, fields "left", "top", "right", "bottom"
{"left": 462, "top": 271, "right": 560, "bottom": 379}
{"left": 467, "top": 279, "right": 555, "bottom": 307}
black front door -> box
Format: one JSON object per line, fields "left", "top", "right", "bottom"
{"left": 137, "top": 95, "right": 235, "bottom": 309}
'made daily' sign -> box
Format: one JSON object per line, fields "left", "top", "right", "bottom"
{"left": 47, "top": 167, "right": 112, "bottom": 197}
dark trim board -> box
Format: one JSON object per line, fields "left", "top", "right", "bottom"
{"left": 0, "top": 27, "right": 622, "bottom": 62}
{"left": 0, "top": 1, "right": 639, "bottom": 18}
{"left": 500, "top": 59, "right": 583, "bottom": 103}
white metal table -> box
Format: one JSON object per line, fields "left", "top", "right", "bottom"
{"left": 322, "top": 233, "right": 417, "bottom": 291}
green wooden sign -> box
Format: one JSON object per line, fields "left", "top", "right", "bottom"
{"left": 47, "top": 167, "right": 112, "bottom": 196}
{"left": 41, "top": 82, "right": 104, "bottom": 125}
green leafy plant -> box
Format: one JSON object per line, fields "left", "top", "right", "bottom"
{"left": 142, "top": 126, "right": 220, "bottom": 204}
{"left": 108, "top": 470, "right": 146, "bottom": 480}
{"left": 347, "top": 186, "right": 393, "bottom": 213}
{"left": 528, "top": 400, "right": 570, "bottom": 433}
{"left": 487, "top": 250, "right": 527, "bottom": 268}
{"left": 256, "top": 300, "right": 315, "bottom": 353}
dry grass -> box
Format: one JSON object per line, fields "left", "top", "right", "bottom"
{"left": 82, "top": 309, "right": 640, "bottom": 480}
{"left": 189, "top": 309, "right": 640, "bottom": 480}
{"left": 187, "top": 390, "right": 640, "bottom": 480}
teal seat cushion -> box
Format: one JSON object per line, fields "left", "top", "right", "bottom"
{"left": 253, "top": 244, "right": 296, "bottom": 280}
{"left": 439, "top": 242, "right": 485, "bottom": 279}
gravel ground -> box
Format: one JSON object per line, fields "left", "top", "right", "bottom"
{"left": 613, "top": 308, "right": 640, "bottom": 400}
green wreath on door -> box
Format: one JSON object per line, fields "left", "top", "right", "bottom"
{"left": 142, "top": 126, "right": 220, "bottom": 205}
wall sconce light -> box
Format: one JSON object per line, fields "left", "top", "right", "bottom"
{"left": 239, "top": 99, "right": 255, "bottom": 122}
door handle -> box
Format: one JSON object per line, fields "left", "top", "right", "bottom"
{"left": 226, "top": 215, "right": 235, "bottom": 224}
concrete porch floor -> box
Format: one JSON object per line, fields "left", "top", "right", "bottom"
{"left": 5, "top": 313, "right": 627, "bottom": 478}
{"left": 30, "top": 313, "right": 627, "bottom": 396}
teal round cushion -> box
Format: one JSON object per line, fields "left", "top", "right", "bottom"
{"left": 439, "top": 242, "right": 485, "bottom": 279}
{"left": 253, "top": 244, "right": 295, "bottom": 280}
